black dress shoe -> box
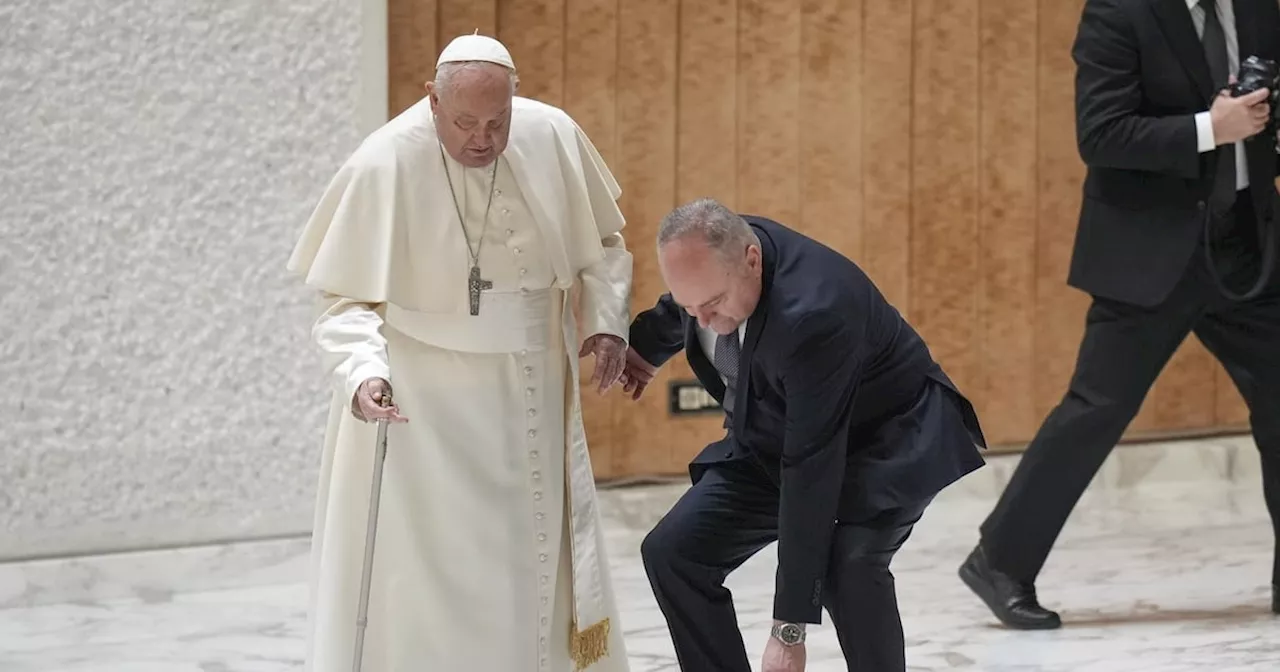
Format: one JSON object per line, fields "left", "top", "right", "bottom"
{"left": 959, "top": 546, "right": 1062, "bottom": 629}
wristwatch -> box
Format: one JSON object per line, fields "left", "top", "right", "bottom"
{"left": 771, "top": 622, "right": 806, "bottom": 646}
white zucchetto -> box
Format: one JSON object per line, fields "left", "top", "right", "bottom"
{"left": 436, "top": 33, "right": 516, "bottom": 71}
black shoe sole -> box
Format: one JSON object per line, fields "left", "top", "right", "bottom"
{"left": 959, "top": 561, "right": 1062, "bottom": 630}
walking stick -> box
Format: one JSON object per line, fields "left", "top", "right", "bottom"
{"left": 352, "top": 395, "right": 392, "bottom": 672}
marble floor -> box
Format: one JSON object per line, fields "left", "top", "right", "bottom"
{"left": 1, "top": 436, "right": 1277, "bottom": 671}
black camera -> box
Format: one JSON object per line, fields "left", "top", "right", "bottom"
{"left": 1230, "top": 55, "right": 1280, "bottom": 148}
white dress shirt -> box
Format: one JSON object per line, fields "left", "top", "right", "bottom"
{"left": 1188, "top": 0, "right": 1251, "bottom": 190}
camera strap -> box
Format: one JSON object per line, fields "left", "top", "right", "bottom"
{"left": 1202, "top": 194, "right": 1277, "bottom": 302}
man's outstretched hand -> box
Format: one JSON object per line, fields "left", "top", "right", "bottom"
{"left": 618, "top": 347, "right": 658, "bottom": 401}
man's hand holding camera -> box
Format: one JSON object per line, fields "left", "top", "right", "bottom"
{"left": 1211, "top": 84, "right": 1271, "bottom": 145}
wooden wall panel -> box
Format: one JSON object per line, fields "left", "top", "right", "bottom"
{"left": 564, "top": 0, "right": 619, "bottom": 148}
{"left": 611, "top": 0, "right": 680, "bottom": 478}
{"left": 389, "top": 0, "right": 1253, "bottom": 480}
{"left": 799, "top": 0, "right": 862, "bottom": 259}
{"left": 736, "top": 0, "right": 802, "bottom": 224}
{"left": 388, "top": 0, "right": 437, "bottom": 116}
{"left": 978, "top": 0, "right": 1039, "bottom": 442}
{"left": 438, "top": 0, "right": 497, "bottom": 42}
{"left": 497, "top": 0, "right": 565, "bottom": 106}
{"left": 910, "top": 0, "right": 981, "bottom": 400}
{"left": 677, "top": 0, "right": 738, "bottom": 207}
{"left": 860, "top": 0, "right": 914, "bottom": 311}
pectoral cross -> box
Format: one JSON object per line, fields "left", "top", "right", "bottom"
{"left": 468, "top": 265, "right": 493, "bottom": 316}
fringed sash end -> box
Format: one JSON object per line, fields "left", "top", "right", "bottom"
{"left": 570, "top": 617, "right": 610, "bottom": 671}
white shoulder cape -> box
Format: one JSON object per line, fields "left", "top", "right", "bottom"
{"left": 286, "top": 95, "right": 626, "bottom": 314}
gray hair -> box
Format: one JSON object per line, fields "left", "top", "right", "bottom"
{"left": 657, "top": 198, "right": 757, "bottom": 265}
{"left": 434, "top": 61, "right": 519, "bottom": 99}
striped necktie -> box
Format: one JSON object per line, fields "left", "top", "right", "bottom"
{"left": 713, "top": 332, "right": 740, "bottom": 426}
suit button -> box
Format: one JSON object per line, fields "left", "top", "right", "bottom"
{"left": 724, "top": 450, "right": 733, "bottom": 458}
{"left": 1197, "top": 200, "right": 1206, "bottom": 210}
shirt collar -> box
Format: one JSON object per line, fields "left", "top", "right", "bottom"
{"left": 1188, "top": 0, "right": 1230, "bottom": 12}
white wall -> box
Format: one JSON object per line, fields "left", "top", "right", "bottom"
{"left": 0, "top": 0, "right": 383, "bottom": 560}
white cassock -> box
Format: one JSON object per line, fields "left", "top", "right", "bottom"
{"left": 286, "top": 94, "right": 633, "bottom": 672}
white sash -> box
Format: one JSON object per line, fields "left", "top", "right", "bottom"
{"left": 384, "top": 288, "right": 559, "bottom": 354}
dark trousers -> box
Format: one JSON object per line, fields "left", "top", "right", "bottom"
{"left": 980, "top": 195, "right": 1280, "bottom": 585}
{"left": 641, "top": 458, "right": 928, "bottom": 672}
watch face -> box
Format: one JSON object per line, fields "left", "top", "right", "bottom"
{"left": 779, "top": 623, "right": 803, "bottom": 644}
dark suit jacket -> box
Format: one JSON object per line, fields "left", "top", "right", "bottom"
{"left": 1067, "top": 0, "right": 1280, "bottom": 307}
{"left": 629, "top": 216, "right": 986, "bottom": 623}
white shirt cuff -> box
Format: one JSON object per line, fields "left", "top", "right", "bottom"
{"left": 1195, "top": 111, "right": 1216, "bottom": 153}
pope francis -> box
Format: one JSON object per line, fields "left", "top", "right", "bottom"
{"left": 286, "top": 34, "right": 633, "bottom": 672}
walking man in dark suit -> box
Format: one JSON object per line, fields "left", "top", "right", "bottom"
{"left": 620, "top": 198, "right": 987, "bottom": 672}
{"left": 959, "top": 0, "right": 1280, "bottom": 629}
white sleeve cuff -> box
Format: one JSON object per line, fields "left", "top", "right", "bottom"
{"left": 1195, "top": 111, "right": 1216, "bottom": 153}
{"left": 310, "top": 297, "right": 391, "bottom": 411}
{"left": 578, "top": 233, "right": 634, "bottom": 345}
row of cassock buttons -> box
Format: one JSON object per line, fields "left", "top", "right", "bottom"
{"left": 524, "top": 353, "right": 551, "bottom": 668}
{"left": 501, "top": 185, "right": 549, "bottom": 667}
{"left": 494, "top": 186, "right": 530, "bottom": 290}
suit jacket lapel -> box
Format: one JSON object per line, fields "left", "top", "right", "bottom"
{"left": 1151, "top": 0, "right": 1215, "bottom": 102}
{"left": 732, "top": 225, "right": 776, "bottom": 438}
{"left": 684, "top": 319, "right": 726, "bottom": 400}
{"left": 733, "top": 313, "right": 764, "bottom": 437}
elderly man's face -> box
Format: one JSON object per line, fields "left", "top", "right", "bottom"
{"left": 658, "top": 236, "right": 763, "bottom": 335}
{"left": 427, "top": 64, "right": 514, "bottom": 168}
